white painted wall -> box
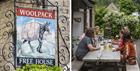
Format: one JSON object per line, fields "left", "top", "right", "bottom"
{"left": 73, "top": 12, "right": 84, "bottom": 39}
{"left": 87, "top": 9, "right": 90, "bottom": 28}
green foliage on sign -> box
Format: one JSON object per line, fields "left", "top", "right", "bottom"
{"left": 16, "top": 64, "right": 62, "bottom": 71}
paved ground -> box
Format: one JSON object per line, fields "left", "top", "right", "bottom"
{"left": 135, "top": 40, "right": 140, "bottom": 67}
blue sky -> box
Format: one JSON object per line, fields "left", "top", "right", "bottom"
{"left": 16, "top": 16, "right": 57, "bottom": 32}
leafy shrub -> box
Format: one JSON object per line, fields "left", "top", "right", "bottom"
{"left": 119, "top": 0, "right": 137, "bottom": 15}
{"left": 95, "top": 7, "right": 108, "bottom": 29}
{"left": 16, "top": 64, "right": 62, "bottom": 71}
{"left": 94, "top": 0, "right": 140, "bottom": 39}
{"left": 103, "top": 12, "right": 140, "bottom": 39}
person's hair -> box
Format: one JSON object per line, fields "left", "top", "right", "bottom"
{"left": 122, "top": 26, "right": 130, "bottom": 33}
{"left": 120, "top": 30, "right": 123, "bottom": 34}
{"left": 123, "top": 32, "right": 133, "bottom": 43}
{"left": 85, "top": 28, "right": 94, "bottom": 38}
{"left": 95, "top": 26, "right": 100, "bottom": 29}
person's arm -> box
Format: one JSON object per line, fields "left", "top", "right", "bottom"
{"left": 87, "top": 44, "right": 100, "bottom": 51}
{"left": 85, "top": 37, "right": 100, "bottom": 51}
{"left": 112, "top": 45, "right": 122, "bottom": 52}
{"left": 112, "top": 38, "right": 119, "bottom": 45}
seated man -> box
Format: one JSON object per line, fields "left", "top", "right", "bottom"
{"left": 75, "top": 28, "right": 100, "bottom": 61}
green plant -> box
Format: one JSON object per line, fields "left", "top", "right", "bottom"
{"left": 134, "top": 0, "right": 140, "bottom": 13}
{"left": 103, "top": 12, "right": 140, "bottom": 39}
{"left": 16, "top": 64, "right": 62, "bottom": 71}
{"left": 119, "top": 0, "right": 137, "bottom": 15}
{"left": 94, "top": 0, "right": 140, "bottom": 39}
{"left": 95, "top": 7, "right": 108, "bottom": 29}
{"left": 95, "top": 0, "right": 118, "bottom": 7}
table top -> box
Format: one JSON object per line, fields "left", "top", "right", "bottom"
{"left": 83, "top": 42, "right": 121, "bottom": 62}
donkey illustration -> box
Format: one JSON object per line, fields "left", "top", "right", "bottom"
{"left": 22, "top": 21, "right": 50, "bottom": 53}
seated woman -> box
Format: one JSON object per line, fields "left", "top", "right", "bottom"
{"left": 112, "top": 30, "right": 124, "bottom": 48}
{"left": 114, "top": 32, "right": 136, "bottom": 65}
{"left": 113, "top": 26, "right": 132, "bottom": 51}
{"left": 94, "top": 26, "right": 102, "bottom": 41}
{"left": 75, "top": 28, "right": 100, "bottom": 61}
{"left": 95, "top": 26, "right": 100, "bottom": 35}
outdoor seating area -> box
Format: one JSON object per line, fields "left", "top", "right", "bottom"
{"left": 72, "top": 0, "right": 140, "bottom": 71}
{"left": 72, "top": 23, "right": 140, "bottom": 71}
{"left": 72, "top": 38, "right": 140, "bottom": 71}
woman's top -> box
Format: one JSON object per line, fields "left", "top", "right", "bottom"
{"left": 120, "top": 41, "right": 136, "bottom": 64}
{"left": 126, "top": 42, "right": 136, "bottom": 58}
{"left": 114, "top": 38, "right": 124, "bottom": 51}
{"left": 75, "top": 36, "right": 93, "bottom": 60}
{"left": 119, "top": 38, "right": 124, "bottom": 48}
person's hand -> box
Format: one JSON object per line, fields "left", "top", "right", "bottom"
{"left": 95, "top": 47, "right": 100, "bottom": 50}
{"left": 112, "top": 48, "right": 116, "bottom": 52}
{"left": 112, "top": 40, "right": 119, "bottom": 45}
{"left": 91, "top": 47, "right": 100, "bottom": 51}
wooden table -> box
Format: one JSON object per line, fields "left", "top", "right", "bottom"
{"left": 83, "top": 45, "right": 121, "bottom": 62}
{"left": 82, "top": 42, "right": 122, "bottom": 71}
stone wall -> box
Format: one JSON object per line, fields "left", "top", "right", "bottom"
{"left": 0, "top": 0, "right": 15, "bottom": 71}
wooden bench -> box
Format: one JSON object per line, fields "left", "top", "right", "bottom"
{"left": 126, "top": 45, "right": 140, "bottom": 71}
{"left": 72, "top": 60, "right": 84, "bottom": 71}
{"left": 126, "top": 61, "right": 140, "bottom": 71}
{"left": 72, "top": 43, "right": 84, "bottom": 71}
